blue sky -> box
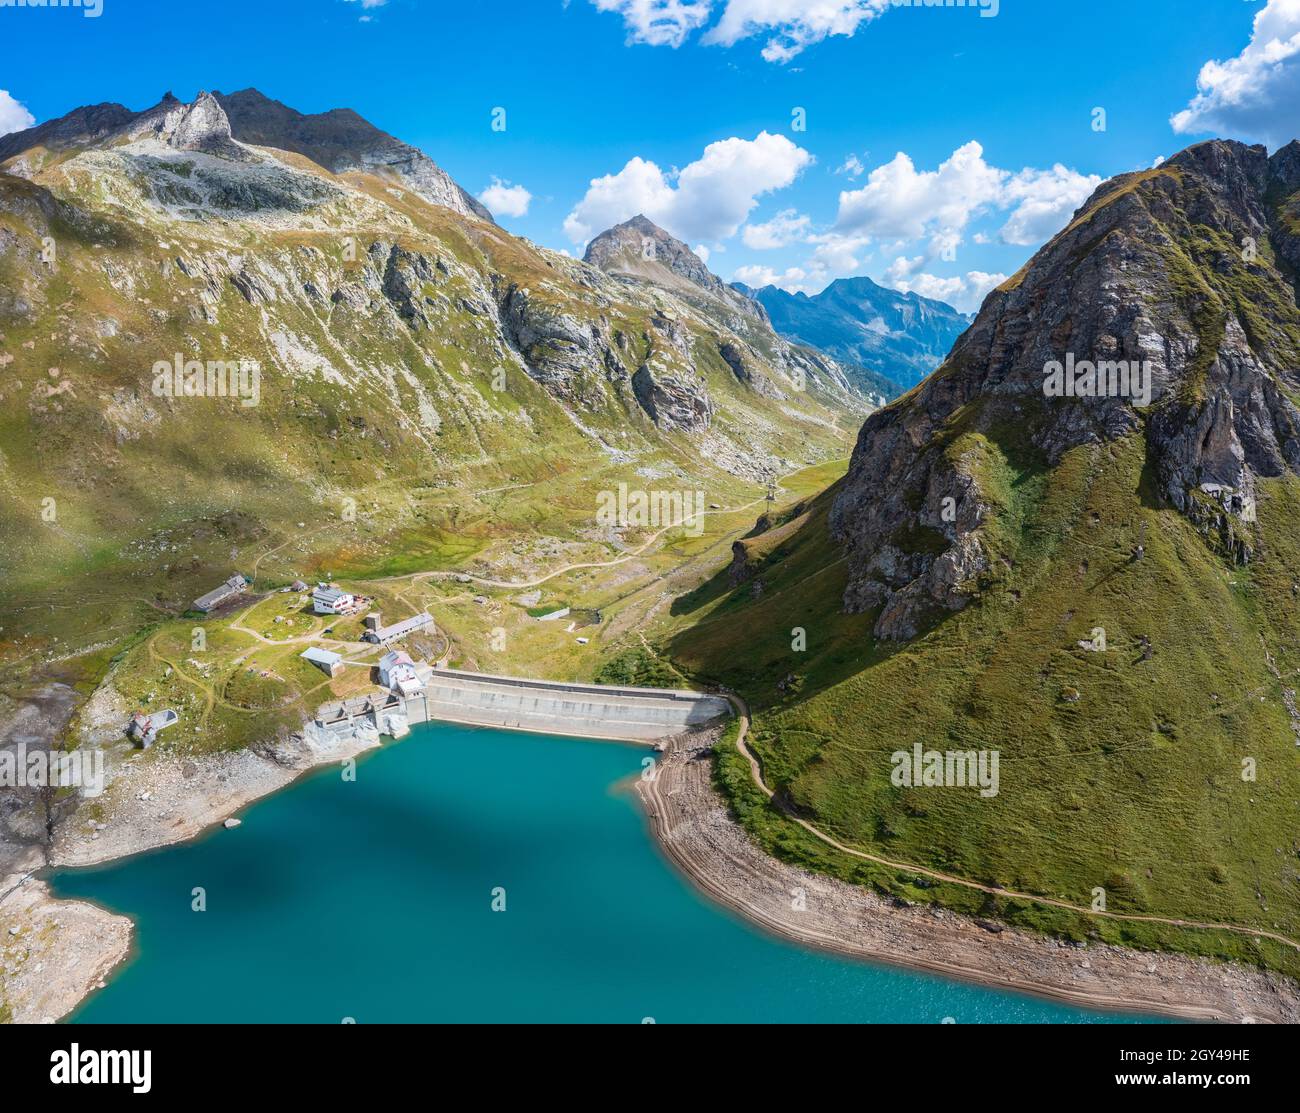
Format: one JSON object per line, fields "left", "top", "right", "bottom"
{"left": 2, "top": 0, "right": 1297, "bottom": 309}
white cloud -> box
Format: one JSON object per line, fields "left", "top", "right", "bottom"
{"left": 589, "top": 0, "right": 714, "bottom": 47}
{"left": 806, "top": 230, "right": 870, "bottom": 276}
{"left": 884, "top": 261, "right": 1005, "bottom": 313}
{"left": 956, "top": 270, "right": 1006, "bottom": 309}
{"left": 694, "top": 243, "right": 711, "bottom": 263}
{"left": 588, "top": 0, "right": 893, "bottom": 61}
{"left": 702, "top": 0, "right": 891, "bottom": 63}
{"left": 742, "top": 208, "right": 811, "bottom": 249}
{"left": 1172, "top": 0, "right": 1300, "bottom": 147}
{"left": 882, "top": 254, "right": 926, "bottom": 284}
{"left": 998, "top": 164, "right": 1101, "bottom": 246}
{"left": 733, "top": 229, "right": 872, "bottom": 294}
{"left": 834, "top": 142, "right": 1097, "bottom": 250}
{"left": 732, "top": 262, "right": 813, "bottom": 293}
{"left": 836, "top": 153, "right": 866, "bottom": 178}
{"left": 835, "top": 141, "right": 1005, "bottom": 241}
{"left": 717, "top": 143, "right": 1092, "bottom": 313}
{"left": 564, "top": 157, "right": 672, "bottom": 244}
{"left": 342, "top": 0, "right": 387, "bottom": 10}
{"left": 341, "top": 0, "right": 386, "bottom": 21}
{"left": 563, "top": 131, "right": 812, "bottom": 245}
{"left": 480, "top": 177, "right": 533, "bottom": 218}
{"left": 0, "top": 90, "right": 35, "bottom": 139}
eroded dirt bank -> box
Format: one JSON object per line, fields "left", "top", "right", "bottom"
{"left": 635, "top": 726, "right": 1300, "bottom": 1024}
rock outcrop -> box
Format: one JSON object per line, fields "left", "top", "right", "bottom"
{"left": 632, "top": 359, "right": 713, "bottom": 433}
{"left": 496, "top": 281, "right": 616, "bottom": 406}
{"left": 155, "top": 91, "right": 247, "bottom": 160}
{"left": 830, "top": 139, "right": 1300, "bottom": 639}
{"left": 214, "top": 89, "right": 493, "bottom": 223}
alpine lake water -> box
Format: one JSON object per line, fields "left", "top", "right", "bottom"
{"left": 51, "top": 721, "right": 1164, "bottom": 1023}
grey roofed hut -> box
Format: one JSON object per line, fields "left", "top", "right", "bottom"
{"left": 364, "top": 612, "right": 433, "bottom": 646}
{"left": 300, "top": 647, "right": 344, "bottom": 677}
{"left": 194, "top": 574, "right": 248, "bottom": 613}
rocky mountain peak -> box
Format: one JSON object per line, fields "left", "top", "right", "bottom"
{"left": 0, "top": 88, "right": 492, "bottom": 223}
{"left": 584, "top": 214, "right": 717, "bottom": 290}
{"left": 1166, "top": 137, "right": 1268, "bottom": 179}
{"left": 583, "top": 214, "right": 769, "bottom": 328}
{"left": 212, "top": 88, "right": 493, "bottom": 223}
{"left": 153, "top": 91, "right": 243, "bottom": 157}
{"left": 828, "top": 134, "right": 1300, "bottom": 640}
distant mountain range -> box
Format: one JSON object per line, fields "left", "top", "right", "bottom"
{"left": 735, "top": 276, "right": 973, "bottom": 395}
{"left": 581, "top": 214, "right": 885, "bottom": 410}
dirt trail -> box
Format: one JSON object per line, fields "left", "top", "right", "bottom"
{"left": 636, "top": 723, "right": 1300, "bottom": 1023}
{"left": 378, "top": 471, "right": 805, "bottom": 593}
{"left": 725, "top": 693, "right": 1300, "bottom": 955}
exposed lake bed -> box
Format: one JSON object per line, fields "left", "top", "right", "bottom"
{"left": 46, "top": 722, "right": 1154, "bottom": 1024}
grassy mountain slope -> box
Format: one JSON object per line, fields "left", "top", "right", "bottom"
{"left": 0, "top": 92, "right": 866, "bottom": 693}
{"left": 663, "top": 140, "right": 1300, "bottom": 979}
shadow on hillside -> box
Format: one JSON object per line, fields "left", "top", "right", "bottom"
{"left": 664, "top": 494, "right": 942, "bottom": 716}
{"left": 665, "top": 419, "right": 1055, "bottom": 716}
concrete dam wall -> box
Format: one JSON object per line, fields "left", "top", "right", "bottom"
{"left": 306, "top": 668, "right": 732, "bottom": 746}
{"left": 409, "top": 668, "right": 731, "bottom": 742}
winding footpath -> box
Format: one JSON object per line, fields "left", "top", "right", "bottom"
{"left": 637, "top": 722, "right": 1300, "bottom": 1021}
{"left": 378, "top": 476, "right": 799, "bottom": 593}
{"left": 724, "top": 692, "right": 1300, "bottom": 955}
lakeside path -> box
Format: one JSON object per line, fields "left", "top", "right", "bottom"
{"left": 636, "top": 722, "right": 1300, "bottom": 1023}
{"left": 725, "top": 696, "right": 1300, "bottom": 957}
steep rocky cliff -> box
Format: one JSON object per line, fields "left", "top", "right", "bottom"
{"left": 668, "top": 140, "right": 1300, "bottom": 974}
{"left": 830, "top": 139, "right": 1300, "bottom": 640}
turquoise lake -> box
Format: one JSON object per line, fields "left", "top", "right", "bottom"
{"left": 51, "top": 722, "right": 1159, "bottom": 1023}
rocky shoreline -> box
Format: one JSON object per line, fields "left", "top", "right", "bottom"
{"left": 51, "top": 729, "right": 380, "bottom": 870}
{"left": 635, "top": 726, "right": 1300, "bottom": 1024}
{"left": 0, "top": 718, "right": 379, "bottom": 1023}
{"left": 6, "top": 709, "right": 1299, "bottom": 1023}
{"left": 0, "top": 866, "right": 132, "bottom": 1025}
